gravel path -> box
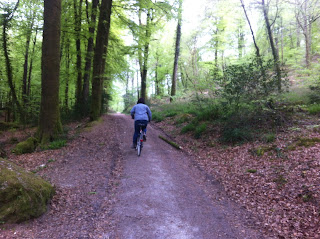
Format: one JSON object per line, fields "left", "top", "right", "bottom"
{"left": 111, "top": 114, "right": 264, "bottom": 239}
{"left": 0, "top": 114, "right": 265, "bottom": 239}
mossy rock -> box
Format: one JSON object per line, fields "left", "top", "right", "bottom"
{"left": 12, "top": 137, "right": 37, "bottom": 155}
{"left": 0, "top": 158, "right": 55, "bottom": 223}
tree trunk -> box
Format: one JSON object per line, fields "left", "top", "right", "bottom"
{"left": 27, "top": 29, "right": 38, "bottom": 97}
{"left": 2, "top": 1, "right": 24, "bottom": 122}
{"left": 65, "top": 38, "right": 71, "bottom": 110}
{"left": 262, "top": 0, "right": 282, "bottom": 92}
{"left": 82, "top": 0, "right": 99, "bottom": 115}
{"left": 74, "top": 0, "right": 83, "bottom": 112}
{"left": 38, "top": 0, "right": 63, "bottom": 144}
{"left": 90, "top": 0, "right": 113, "bottom": 121}
{"left": 170, "top": 0, "right": 182, "bottom": 102}
{"left": 240, "top": 0, "right": 266, "bottom": 80}
{"left": 22, "top": 17, "right": 34, "bottom": 106}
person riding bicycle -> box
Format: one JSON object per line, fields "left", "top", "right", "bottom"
{"left": 130, "top": 98, "right": 152, "bottom": 149}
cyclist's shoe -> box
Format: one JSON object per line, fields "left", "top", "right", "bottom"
{"left": 143, "top": 134, "right": 147, "bottom": 141}
{"left": 131, "top": 143, "right": 136, "bottom": 149}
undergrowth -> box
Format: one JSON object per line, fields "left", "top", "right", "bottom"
{"left": 152, "top": 97, "right": 297, "bottom": 144}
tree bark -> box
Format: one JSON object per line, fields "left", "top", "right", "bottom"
{"left": 38, "top": 0, "right": 63, "bottom": 144}
{"left": 90, "top": 0, "right": 113, "bottom": 121}
{"left": 140, "top": 9, "right": 152, "bottom": 100}
{"left": 74, "top": 0, "right": 83, "bottom": 112}
{"left": 262, "top": 0, "right": 282, "bottom": 92}
{"left": 2, "top": 0, "right": 24, "bottom": 122}
{"left": 27, "top": 29, "right": 38, "bottom": 97}
{"left": 170, "top": 0, "right": 182, "bottom": 102}
{"left": 82, "top": 0, "right": 99, "bottom": 115}
{"left": 22, "top": 17, "right": 34, "bottom": 106}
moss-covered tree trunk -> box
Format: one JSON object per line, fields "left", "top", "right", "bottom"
{"left": 90, "top": 0, "right": 113, "bottom": 121}
{"left": 38, "top": 0, "right": 63, "bottom": 144}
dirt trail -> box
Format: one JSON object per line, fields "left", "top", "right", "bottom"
{"left": 111, "top": 114, "right": 264, "bottom": 239}
{"left": 0, "top": 114, "right": 265, "bottom": 239}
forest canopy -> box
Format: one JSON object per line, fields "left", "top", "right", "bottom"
{"left": 1, "top": 0, "right": 320, "bottom": 135}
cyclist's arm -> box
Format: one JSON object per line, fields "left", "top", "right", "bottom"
{"left": 130, "top": 106, "right": 136, "bottom": 119}
{"left": 147, "top": 107, "right": 152, "bottom": 122}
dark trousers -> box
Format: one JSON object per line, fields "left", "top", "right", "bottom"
{"left": 133, "top": 120, "right": 148, "bottom": 144}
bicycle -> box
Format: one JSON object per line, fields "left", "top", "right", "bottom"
{"left": 136, "top": 123, "right": 146, "bottom": 156}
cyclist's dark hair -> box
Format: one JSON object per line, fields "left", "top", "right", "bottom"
{"left": 137, "top": 98, "right": 145, "bottom": 104}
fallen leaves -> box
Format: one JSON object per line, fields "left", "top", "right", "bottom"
{"left": 155, "top": 117, "right": 320, "bottom": 238}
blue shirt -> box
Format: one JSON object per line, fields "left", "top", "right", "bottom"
{"left": 130, "top": 103, "right": 152, "bottom": 121}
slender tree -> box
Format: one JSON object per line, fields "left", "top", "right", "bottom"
{"left": 170, "top": 0, "right": 183, "bottom": 102}
{"left": 240, "top": 0, "right": 266, "bottom": 80}
{"left": 38, "top": 0, "right": 63, "bottom": 144}
{"left": 261, "top": 0, "right": 282, "bottom": 92}
{"left": 82, "top": 0, "right": 99, "bottom": 115}
{"left": 90, "top": 0, "right": 113, "bottom": 120}
{"left": 2, "top": 0, "right": 24, "bottom": 121}
{"left": 74, "top": 0, "right": 83, "bottom": 112}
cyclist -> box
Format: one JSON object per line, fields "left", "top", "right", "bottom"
{"left": 130, "top": 98, "right": 152, "bottom": 149}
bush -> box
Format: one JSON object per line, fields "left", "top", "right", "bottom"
{"left": 308, "top": 104, "right": 320, "bottom": 115}
{"left": 152, "top": 112, "right": 164, "bottom": 122}
{"left": 220, "top": 127, "right": 252, "bottom": 144}
{"left": 194, "top": 123, "right": 207, "bottom": 139}
{"left": 181, "top": 122, "right": 196, "bottom": 134}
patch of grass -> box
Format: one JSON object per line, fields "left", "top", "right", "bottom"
{"left": 164, "top": 111, "right": 178, "bottom": 117}
{"left": 175, "top": 113, "right": 192, "bottom": 124}
{"left": 194, "top": 123, "right": 207, "bottom": 139}
{"left": 48, "top": 139, "right": 66, "bottom": 150}
{"left": 181, "top": 122, "right": 196, "bottom": 134}
{"left": 220, "top": 127, "right": 252, "bottom": 144}
{"left": 262, "top": 133, "right": 276, "bottom": 143}
{"left": 152, "top": 112, "right": 165, "bottom": 122}
{"left": 247, "top": 169, "right": 257, "bottom": 173}
{"left": 296, "top": 137, "right": 320, "bottom": 147}
{"left": 308, "top": 104, "right": 320, "bottom": 115}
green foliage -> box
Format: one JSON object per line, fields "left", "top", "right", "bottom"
{"left": 220, "top": 58, "right": 279, "bottom": 106}
{"left": 262, "top": 133, "right": 276, "bottom": 143}
{"left": 194, "top": 123, "right": 207, "bottom": 139}
{"left": 47, "top": 140, "right": 67, "bottom": 150}
{"left": 308, "top": 104, "right": 320, "bottom": 115}
{"left": 220, "top": 127, "right": 252, "bottom": 144}
{"left": 181, "top": 122, "right": 196, "bottom": 134}
{"left": 152, "top": 112, "right": 165, "bottom": 122}
{"left": 247, "top": 169, "right": 257, "bottom": 173}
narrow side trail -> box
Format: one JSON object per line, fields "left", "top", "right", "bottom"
{"left": 111, "top": 114, "right": 264, "bottom": 239}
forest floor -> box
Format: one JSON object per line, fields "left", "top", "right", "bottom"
{"left": 0, "top": 114, "right": 267, "bottom": 239}
{"left": 154, "top": 109, "right": 320, "bottom": 239}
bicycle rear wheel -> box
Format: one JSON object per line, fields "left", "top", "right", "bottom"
{"left": 137, "top": 134, "right": 143, "bottom": 156}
